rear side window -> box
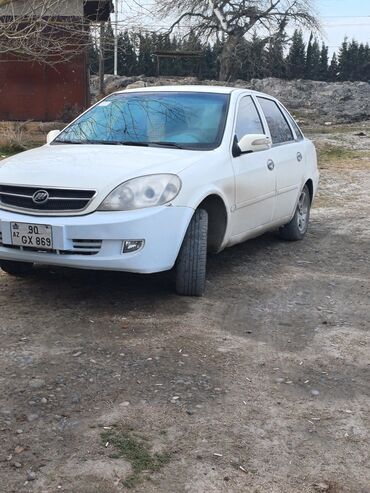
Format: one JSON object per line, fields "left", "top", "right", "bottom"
{"left": 282, "top": 108, "right": 304, "bottom": 141}
{"left": 257, "top": 97, "right": 294, "bottom": 145}
{"left": 235, "top": 96, "right": 264, "bottom": 141}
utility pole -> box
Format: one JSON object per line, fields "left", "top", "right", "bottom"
{"left": 114, "top": 0, "right": 119, "bottom": 75}
{"left": 99, "top": 21, "right": 105, "bottom": 94}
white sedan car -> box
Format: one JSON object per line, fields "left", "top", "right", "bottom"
{"left": 0, "top": 86, "right": 318, "bottom": 296}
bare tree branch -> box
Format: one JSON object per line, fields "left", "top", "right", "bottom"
{"left": 0, "top": 0, "right": 103, "bottom": 65}
{"left": 155, "top": 0, "right": 320, "bottom": 79}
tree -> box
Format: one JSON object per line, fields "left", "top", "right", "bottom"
{"left": 89, "top": 32, "right": 100, "bottom": 75}
{"left": 266, "top": 27, "right": 287, "bottom": 78}
{"left": 0, "top": 0, "right": 92, "bottom": 65}
{"left": 155, "top": 0, "right": 319, "bottom": 81}
{"left": 338, "top": 38, "right": 350, "bottom": 80}
{"left": 92, "top": 24, "right": 368, "bottom": 83}
{"left": 286, "top": 29, "right": 306, "bottom": 79}
{"left": 102, "top": 21, "right": 115, "bottom": 75}
{"left": 318, "top": 43, "right": 328, "bottom": 80}
{"left": 242, "top": 34, "right": 267, "bottom": 80}
{"left": 202, "top": 42, "right": 218, "bottom": 79}
{"left": 136, "top": 32, "right": 155, "bottom": 76}
{"left": 117, "top": 31, "right": 137, "bottom": 76}
{"left": 346, "top": 39, "right": 359, "bottom": 80}
{"left": 309, "top": 38, "right": 320, "bottom": 79}
{"left": 305, "top": 33, "right": 314, "bottom": 78}
{"left": 357, "top": 43, "right": 370, "bottom": 81}
{"left": 168, "top": 35, "right": 182, "bottom": 76}
{"left": 328, "top": 52, "right": 338, "bottom": 81}
{"left": 363, "top": 43, "right": 370, "bottom": 81}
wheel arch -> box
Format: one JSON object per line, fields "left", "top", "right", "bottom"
{"left": 304, "top": 179, "right": 314, "bottom": 203}
{"left": 195, "top": 194, "right": 228, "bottom": 253}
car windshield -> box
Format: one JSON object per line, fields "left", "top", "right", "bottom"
{"left": 54, "top": 91, "right": 230, "bottom": 150}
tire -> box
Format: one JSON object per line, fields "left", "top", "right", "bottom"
{"left": 279, "top": 185, "right": 311, "bottom": 241}
{"left": 0, "top": 260, "right": 34, "bottom": 277}
{"left": 175, "top": 209, "right": 208, "bottom": 297}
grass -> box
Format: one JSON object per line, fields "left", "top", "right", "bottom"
{"left": 101, "top": 427, "right": 171, "bottom": 489}
{"left": 0, "top": 141, "right": 40, "bottom": 160}
{"left": 0, "top": 120, "right": 45, "bottom": 159}
{"left": 0, "top": 122, "right": 27, "bottom": 155}
{"left": 317, "top": 145, "right": 364, "bottom": 163}
{"left": 309, "top": 123, "right": 369, "bottom": 135}
{"left": 0, "top": 145, "right": 24, "bottom": 159}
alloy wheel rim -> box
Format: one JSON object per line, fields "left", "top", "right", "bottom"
{"left": 297, "top": 190, "right": 309, "bottom": 233}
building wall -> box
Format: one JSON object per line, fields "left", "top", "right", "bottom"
{"left": 0, "top": 0, "right": 83, "bottom": 17}
{"left": 0, "top": 1, "right": 112, "bottom": 121}
{"left": 0, "top": 54, "right": 89, "bottom": 121}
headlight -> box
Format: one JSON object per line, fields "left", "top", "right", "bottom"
{"left": 98, "top": 174, "right": 181, "bottom": 211}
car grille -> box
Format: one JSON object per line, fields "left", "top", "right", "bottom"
{"left": 0, "top": 185, "right": 96, "bottom": 213}
{"left": 3, "top": 239, "right": 102, "bottom": 256}
{"left": 70, "top": 239, "right": 102, "bottom": 255}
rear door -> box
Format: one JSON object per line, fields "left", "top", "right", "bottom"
{"left": 256, "top": 97, "right": 304, "bottom": 221}
{"left": 230, "top": 95, "right": 276, "bottom": 235}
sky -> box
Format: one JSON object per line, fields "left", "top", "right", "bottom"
{"left": 317, "top": 0, "right": 370, "bottom": 54}
{"left": 118, "top": 0, "right": 370, "bottom": 56}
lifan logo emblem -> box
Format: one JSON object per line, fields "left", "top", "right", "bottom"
{"left": 32, "top": 190, "right": 49, "bottom": 204}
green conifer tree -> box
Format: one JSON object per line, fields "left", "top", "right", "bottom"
{"left": 286, "top": 30, "right": 306, "bottom": 79}
{"left": 328, "top": 53, "right": 339, "bottom": 81}
{"left": 117, "top": 31, "right": 137, "bottom": 76}
{"left": 318, "top": 43, "right": 329, "bottom": 80}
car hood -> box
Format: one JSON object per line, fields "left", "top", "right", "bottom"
{"left": 0, "top": 144, "right": 204, "bottom": 214}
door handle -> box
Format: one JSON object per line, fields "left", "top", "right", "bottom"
{"left": 297, "top": 152, "right": 303, "bottom": 162}
{"left": 267, "top": 159, "right": 274, "bottom": 171}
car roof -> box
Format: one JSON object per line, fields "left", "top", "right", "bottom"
{"left": 114, "top": 85, "right": 267, "bottom": 97}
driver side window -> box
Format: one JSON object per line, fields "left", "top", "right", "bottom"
{"left": 235, "top": 96, "right": 264, "bottom": 141}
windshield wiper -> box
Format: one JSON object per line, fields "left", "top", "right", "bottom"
{"left": 53, "top": 140, "right": 114, "bottom": 145}
{"left": 119, "top": 141, "right": 186, "bottom": 149}
{"left": 53, "top": 140, "right": 185, "bottom": 148}
{"left": 53, "top": 140, "right": 149, "bottom": 146}
{"left": 83, "top": 140, "right": 151, "bottom": 146}
{"left": 148, "top": 141, "right": 185, "bottom": 149}
{"left": 82, "top": 140, "right": 149, "bottom": 146}
{"left": 53, "top": 140, "right": 84, "bottom": 145}
{"left": 118, "top": 141, "right": 150, "bottom": 147}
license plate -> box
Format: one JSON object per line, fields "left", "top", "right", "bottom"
{"left": 10, "top": 222, "right": 53, "bottom": 250}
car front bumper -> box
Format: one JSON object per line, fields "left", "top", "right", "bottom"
{"left": 0, "top": 206, "right": 194, "bottom": 273}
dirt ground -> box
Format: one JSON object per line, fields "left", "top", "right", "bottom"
{"left": 0, "top": 123, "right": 369, "bottom": 493}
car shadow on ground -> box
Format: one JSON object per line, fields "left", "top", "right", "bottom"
{"left": 12, "top": 230, "right": 282, "bottom": 303}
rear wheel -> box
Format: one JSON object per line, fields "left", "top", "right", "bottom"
{"left": 175, "top": 209, "right": 208, "bottom": 297}
{"left": 279, "top": 185, "right": 311, "bottom": 241}
{"left": 0, "top": 260, "right": 34, "bottom": 277}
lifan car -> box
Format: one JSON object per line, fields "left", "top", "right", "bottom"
{"left": 0, "top": 86, "right": 318, "bottom": 296}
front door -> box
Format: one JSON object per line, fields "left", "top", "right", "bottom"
{"left": 231, "top": 95, "right": 276, "bottom": 235}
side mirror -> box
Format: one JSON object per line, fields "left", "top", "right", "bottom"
{"left": 238, "top": 134, "right": 272, "bottom": 154}
{"left": 46, "top": 130, "right": 61, "bottom": 144}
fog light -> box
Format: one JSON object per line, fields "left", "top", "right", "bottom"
{"left": 122, "top": 240, "right": 144, "bottom": 253}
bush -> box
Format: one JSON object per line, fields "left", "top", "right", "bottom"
{"left": 0, "top": 122, "right": 28, "bottom": 153}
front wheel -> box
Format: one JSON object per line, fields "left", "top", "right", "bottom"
{"left": 175, "top": 209, "right": 208, "bottom": 297}
{"left": 279, "top": 185, "right": 311, "bottom": 241}
{"left": 0, "top": 260, "right": 34, "bottom": 277}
